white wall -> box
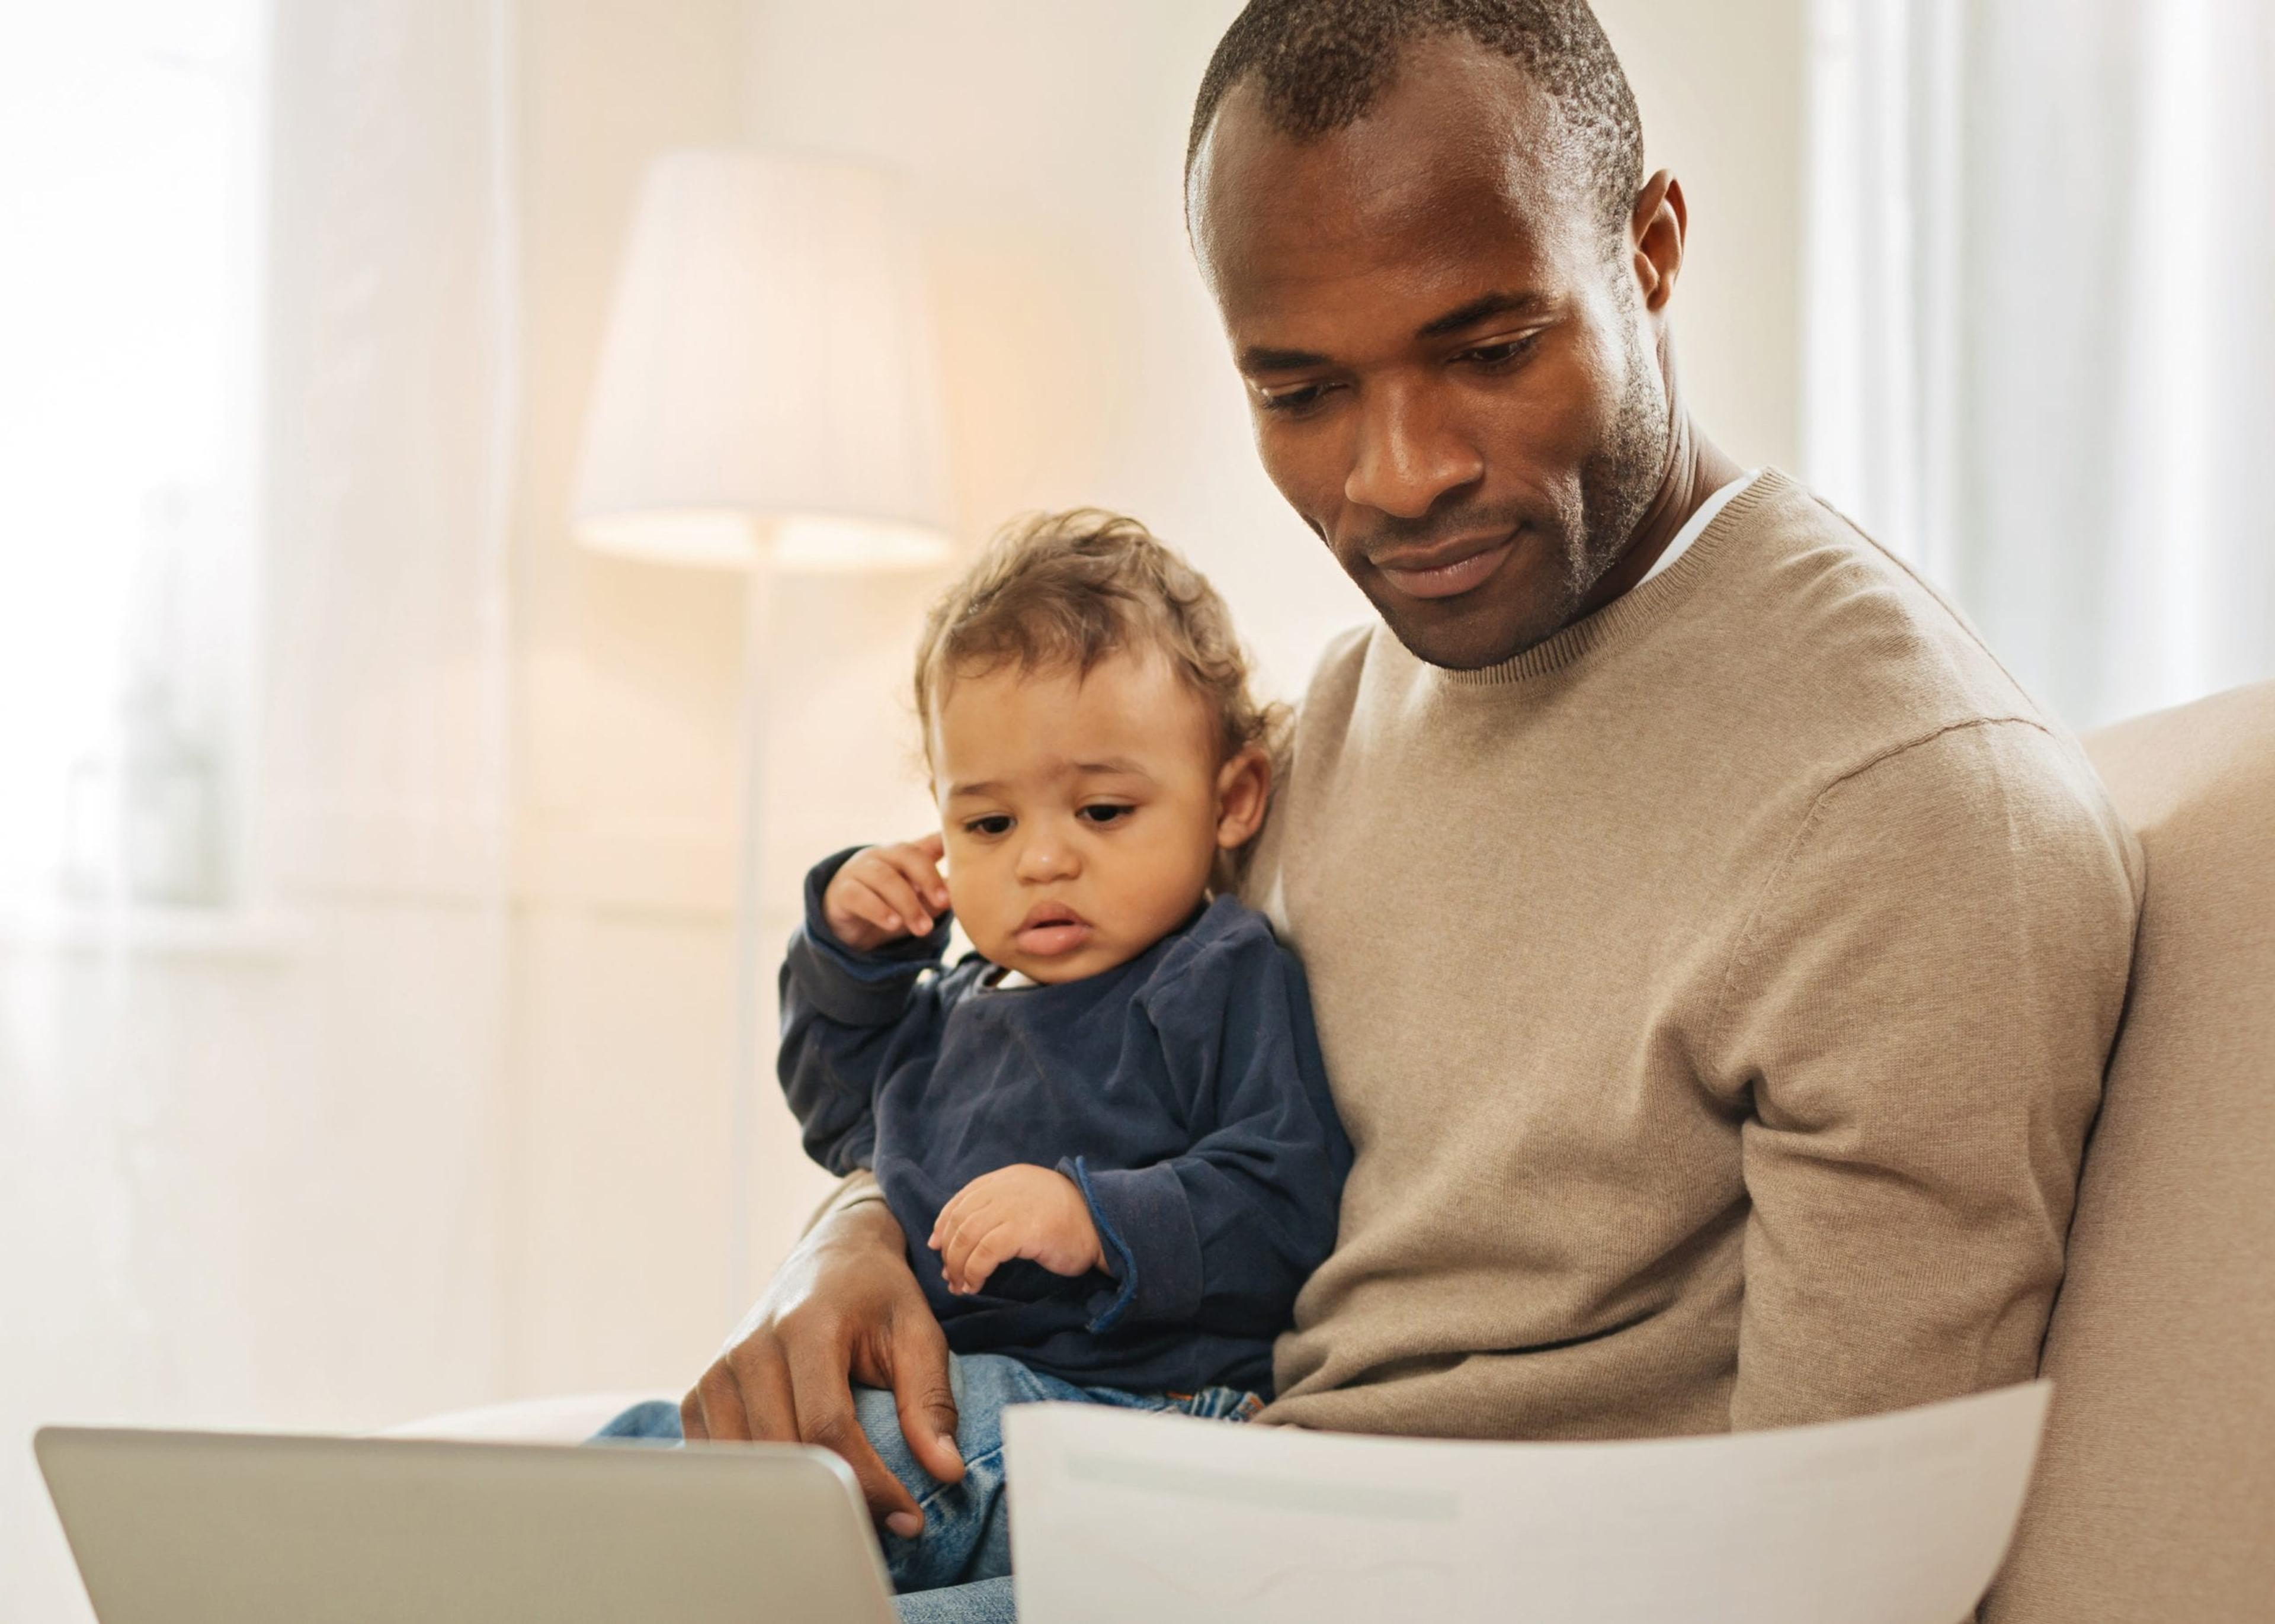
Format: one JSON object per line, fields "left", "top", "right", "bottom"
{"left": 502, "top": 0, "right": 753, "bottom": 1399}
{"left": 1597, "top": 0, "right": 1805, "bottom": 473}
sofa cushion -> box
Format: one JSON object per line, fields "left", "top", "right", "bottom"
{"left": 1984, "top": 681, "right": 2275, "bottom": 1624}
{"left": 380, "top": 1391, "right": 671, "bottom": 1443}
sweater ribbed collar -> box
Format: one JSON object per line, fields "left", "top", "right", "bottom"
{"left": 1427, "top": 466, "right": 1791, "bottom": 691}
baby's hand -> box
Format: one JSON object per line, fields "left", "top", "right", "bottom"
{"left": 929, "top": 1165, "right": 1106, "bottom": 1295}
{"left": 822, "top": 835, "right": 951, "bottom": 952}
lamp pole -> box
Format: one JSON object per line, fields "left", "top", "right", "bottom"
{"left": 726, "top": 537, "right": 776, "bottom": 1321}
{"left": 568, "top": 148, "right": 953, "bottom": 1335}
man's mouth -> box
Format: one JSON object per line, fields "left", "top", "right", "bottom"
{"left": 1013, "top": 902, "right": 1092, "bottom": 957}
{"left": 1368, "top": 529, "right": 1518, "bottom": 601}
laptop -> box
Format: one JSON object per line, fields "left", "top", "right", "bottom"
{"left": 35, "top": 1425, "right": 899, "bottom": 1624}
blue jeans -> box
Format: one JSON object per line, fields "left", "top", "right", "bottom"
{"left": 595, "top": 1352, "right": 1260, "bottom": 1624}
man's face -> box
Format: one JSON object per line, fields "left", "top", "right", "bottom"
{"left": 1192, "top": 36, "right": 1671, "bottom": 671}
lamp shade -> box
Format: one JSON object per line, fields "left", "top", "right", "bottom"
{"left": 570, "top": 149, "right": 953, "bottom": 572}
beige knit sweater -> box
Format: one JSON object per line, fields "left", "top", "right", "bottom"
{"left": 1244, "top": 469, "right": 2141, "bottom": 1440}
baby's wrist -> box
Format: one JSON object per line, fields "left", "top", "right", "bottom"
{"left": 1048, "top": 1168, "right": 1108, "bottom": 1275}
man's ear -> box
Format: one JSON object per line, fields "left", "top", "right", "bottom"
{"left": 1214, "top": 745, "right": 1272, "bottom": 849}
{"left": 1629, "top": 169, "right": 1687, "bottom": 316}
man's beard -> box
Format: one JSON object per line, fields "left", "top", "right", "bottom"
{"left": 1569, "top": 318, "right": 1673, "bottom": 602}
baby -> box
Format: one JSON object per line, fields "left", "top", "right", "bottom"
{"left": 781, "top": 509, "right": 1350, "bottom": 1597}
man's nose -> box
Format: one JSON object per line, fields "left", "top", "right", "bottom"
{"left": 1015, "top": 829, "right": 1081, "bottom": 883}
{"left": 1344, "top": 379, "right": 1485, "bottom": 519}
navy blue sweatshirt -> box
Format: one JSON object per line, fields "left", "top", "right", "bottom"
{"left": 778, "top": 849, "right": 1351, "bottom": 1395}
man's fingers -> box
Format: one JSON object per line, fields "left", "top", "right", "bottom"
{"left": 691, "top": 1361, "right": 750, "bottom": 1442}
{"left": 886, "top": 1311, "right": 964, "bottom": 1487}
{"left": 786, "top": 1336, "right": 924, "bottom": 1532}
{"left": 730, "top": 1347, "right": 799, "bottom": 1444}
{"left": 678, "top": 1388, "right": 710, "bottom": 1442}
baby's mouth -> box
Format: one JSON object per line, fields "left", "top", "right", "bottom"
{"left": 1013, "top": 902, "right": 1092, "bottom": 958}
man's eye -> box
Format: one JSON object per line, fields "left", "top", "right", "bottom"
{"left": 1077, "top": 804, "right": 1133, "bottom": 826}
{"left": 964, "top": 816, "right": 1013, "bottom": 836}
{"left": 1257, "top": 381, "right": 1337, "bottom": 415}
{"left": 1459, "top": 333, "right": 1540, "bottom": 370}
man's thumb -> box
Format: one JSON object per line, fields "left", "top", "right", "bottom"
{"left": 892, "top": 1323, "right": 963, "bottom": 1483}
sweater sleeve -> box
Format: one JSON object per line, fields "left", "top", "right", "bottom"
{"left": 1713, "top": 721, "right": 2139, "bottom": 1430}
{"left": 777, "top": 847, "right": 956, "bottom": 1177}
{"left": 1064, "top": 916, "right": 1353, "bottom": 1337}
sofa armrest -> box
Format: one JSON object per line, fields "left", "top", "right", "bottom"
{"left": 380, "top": 1391, "right": 671, "bottom": 1444}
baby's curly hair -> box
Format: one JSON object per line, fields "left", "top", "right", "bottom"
{"left": 914, "top": 510, "right": 1289, "bottom": 877}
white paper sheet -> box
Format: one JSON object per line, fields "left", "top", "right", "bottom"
{"left": 1004, "top": 1381, "right": 2048, "bottom": 1624}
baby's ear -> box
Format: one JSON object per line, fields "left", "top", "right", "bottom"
{"left": 1213, "top": 745, "right": 1272, "bottom": 849}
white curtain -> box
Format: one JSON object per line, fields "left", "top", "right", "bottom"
{"left": 1803, "top": 0, "right": 2275, "bottom": 731}
{"left": 0, "top": 3, "right": 521, "bottom": 1617}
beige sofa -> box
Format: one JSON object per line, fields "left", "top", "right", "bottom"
{"left": 406, "top": 683, "right": 2275, "bottom": 1620}
{"left": 1984, "top": 680, "right": 2275, "bottom": 1622}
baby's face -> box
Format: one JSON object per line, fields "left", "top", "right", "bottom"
{"left": 931, "top": 649, "right": 1255, "bottom": 984}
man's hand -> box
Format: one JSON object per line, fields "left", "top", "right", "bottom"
{"left": 930, "top": 1164, "right": 1107, "bottom": 1295}
{"left": 681, "top": 1196, "right": 964, "bottom": 1536}
{"left": 822, "top": 836, "right": 951, "bottom": 951}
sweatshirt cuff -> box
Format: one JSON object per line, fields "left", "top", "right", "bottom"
{"left": 789, "top": 847, "right": 954, "bottom": 1026}
{"left": 1062, "top": 1157, "right": 1203, "bottom": 1334}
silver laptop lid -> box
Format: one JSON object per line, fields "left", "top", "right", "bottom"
{"left": 36, "top": 1426, "right": 897, "bottom": 1624}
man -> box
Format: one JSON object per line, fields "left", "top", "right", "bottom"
{"left": 675, "top": 0, "right": 2139, "bottom": 1613}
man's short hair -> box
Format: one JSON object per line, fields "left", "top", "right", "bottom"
{"left": 1188, "top": 0, "right": 1645, "bottom": 242}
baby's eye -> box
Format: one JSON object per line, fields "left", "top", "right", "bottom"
{"left": 1077, "top": 804, "right": 1134, "bottom": 826}
{"left": 964, "top": 815, "right": 1013, "bottom": 837}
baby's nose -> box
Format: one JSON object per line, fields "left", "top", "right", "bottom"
{"left": 1015, "top": 835, "right": 1080, "bottom": 880}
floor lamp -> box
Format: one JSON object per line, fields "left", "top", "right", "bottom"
{"left": 569, "top": 150, "right": 953, "bottom": 1324}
